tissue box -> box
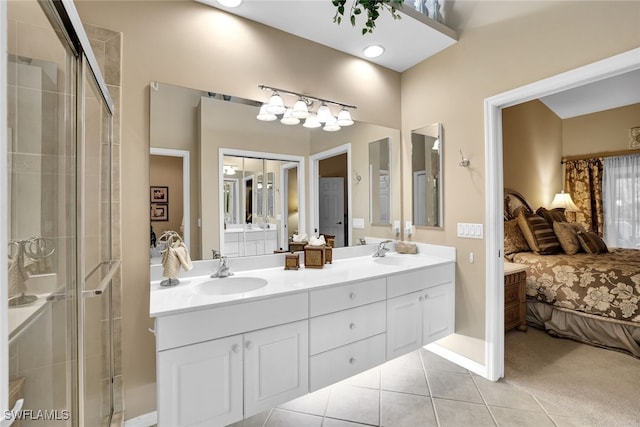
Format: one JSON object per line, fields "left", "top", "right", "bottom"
{"left": 289, "top": 241, "right": 307, "bottom": 252}
{"left": 284, "top": 253, "right": 300, "bottom": 270}
{"left": 304, "top": 245, "right": 325, "bottom": 268}
{"left": 325, "top": 246, "right": 333, "bottom": 264}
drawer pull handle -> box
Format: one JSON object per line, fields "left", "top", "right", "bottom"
{"left": 245, "top": 341, "right": 253, "bottom": 351}
{"left": 349, "top": 323, "right": 356, "bottom": 330}
{"left": 349, "top": 292, "right": 356, "bottom": 300}
{"left": 232, "top": 344, "right": 240, "bottom": 353}
{"left": 349, "top": 357, "right": 356, "bottom": 365}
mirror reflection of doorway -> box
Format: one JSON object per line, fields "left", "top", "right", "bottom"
{"left": 319, "top": 153, "right": 348, "bottom": 247}
{"left": 245, "top": 176, "right": 253, "bottom": 223}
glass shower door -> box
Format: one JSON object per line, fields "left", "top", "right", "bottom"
{"left": 6, "top": 0, "right": 77, "bottom": 424}
{"left": 78, "top": 57, "right": 115, "bottom": 427}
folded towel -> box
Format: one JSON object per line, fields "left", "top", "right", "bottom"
{"left": 308, "top": 235, "right": 326, "bottom": 247}
{"left": 292, "top": 233, "right": 308, "bottom": 243}
{"left": 173, "top": 242, "right": 193, "bottom": 271}
{"left": 396, "top": 241, "right": 418, "bottom": 254}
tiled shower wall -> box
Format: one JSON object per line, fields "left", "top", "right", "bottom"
{"left": 84, "top": 24, "right": 123, "bottom": 425}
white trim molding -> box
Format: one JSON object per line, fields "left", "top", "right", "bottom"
{"left": 484, "top": 47, "right": 640, "bottom": 381}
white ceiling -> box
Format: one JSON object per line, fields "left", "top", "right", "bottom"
{"left": 195, "top": 0, "right": 638, "bottom": 118}
{"left": 539, "top": 69, "right": 640, "bottom": 119}
{"left": 194, "top": 0, "right": 458, "bottom": 72}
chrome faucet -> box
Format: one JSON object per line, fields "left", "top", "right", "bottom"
{"left": 373, "top": 240, "right": 393, "bottom": 258}
{"left": 211, "top": 256, "right": 233, "bottom": 278}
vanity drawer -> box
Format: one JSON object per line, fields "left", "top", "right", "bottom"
{"left": 309, "top": 333, "right": 386, "bottom": 392}
{"left": 309, "top": 301, "right": 386, "bottom": 355}
{"left": 387, "top": 263, "right": 454, "bottom": 298}
{"left": 155, "top": 292, "right": 309, "bottom": 351}
{"left": 309, "top": 278, "right": 386, "bottom": 317}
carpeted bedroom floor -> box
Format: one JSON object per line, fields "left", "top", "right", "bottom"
{"left": 504, "top": 327, "right": 640, "bottom": 427}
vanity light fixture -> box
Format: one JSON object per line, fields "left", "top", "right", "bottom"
{"left": 223, "top": 165, "right": 237, "bottom": 176}
{"left": 363, "top": 44, "right": 385, "bottom": 58}
{"left": 258, "top": 84, "right": 356, "bottom": 132}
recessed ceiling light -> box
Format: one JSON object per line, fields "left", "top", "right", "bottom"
{"left": 218, "top": 0, "right": 242, "bottom": 7}
{"left": 363, "top": 45, "right": 384, "bottom": 58}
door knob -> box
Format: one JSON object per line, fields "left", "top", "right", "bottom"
{"left": 336, "top": 221, "right": 343, "bottom": 225}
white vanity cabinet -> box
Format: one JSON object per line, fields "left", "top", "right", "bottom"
{"left": 386, "top": 263, "right": 455, "bottom": 360}
{"left": 155, "top": 293, "right": 309, "bottom": 427}
{"left": 308, "top": 278, "right": 387, "bottom": 391}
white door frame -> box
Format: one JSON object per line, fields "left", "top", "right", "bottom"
{"left": 309, "top": 144, "right": 351, "bottom": 244}
{"left": 150, "top": 147, "right": 191, "bottom": 252}
{"left": 1, "top": 0, "right": 8, "bottom": 413}
{"left": 280, "top": 161, "right": 299, "bottom": 248}
{"left": 484, "top": 47, "right": 640, "bottom": 381}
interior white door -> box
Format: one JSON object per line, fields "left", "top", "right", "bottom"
{"left": 413, "top": 171, "right": 427, "bottom": 226}
{"left": 319, "top": 177, "right": 345, "bottom": 246}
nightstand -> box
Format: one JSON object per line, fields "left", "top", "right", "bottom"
{"left": 504, "top": 262, "right": 528, "bottom": 332}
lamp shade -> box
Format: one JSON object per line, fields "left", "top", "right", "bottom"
{"left": 303, "top": 114, "right": 321, "bottom": 129}
{"left": 280, "top": 108, "right": 300, "bottom": 125}
{"left": 322, "top": 116, "right": 341, "bottom": 132}
{"left": 256, "top": 104, "right": 276, "bottom": 121}
{"left": 291, "top": 99, "right": 309, "bottom": 119}
{"left": 266, "top": 92, "right": 286, "bottom": 115}
{"left": 316, "top": 103, "right": 333, "bottom": 123}
{"left": 336, "top": 108, "right": 354, "bottom": 126}
{"left": 549, "top": 191, "right": 579, "bottom": 211}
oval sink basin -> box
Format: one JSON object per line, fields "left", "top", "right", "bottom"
{"left": 373, "top": 255, "right": 415, "bottom": 266}
{"left": 194, "top": 277, "right": 268, "bottom": 295}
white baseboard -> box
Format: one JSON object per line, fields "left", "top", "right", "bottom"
{"left": 124, "top": 411, "right": 157, "bottom": 427}
{"left": 424, "top": 342, "right": 487, "bottom": 378}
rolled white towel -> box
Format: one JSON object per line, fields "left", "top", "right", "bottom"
{"left": 308, "top": 235, "right": 326, "bottom": 247}
{"left": 292, "top": 233, "right": 308, "bottom": 243}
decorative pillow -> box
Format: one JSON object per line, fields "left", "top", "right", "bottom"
{"left": 553, "top": 221, "right": 586, "bottom": 255}
{"left": 536, "top": 207, "right": 567, "bottom": 225}
{"left": 576, "top": 231, "right": 609, "bottom": 254}
{"left": 517, "top": 210, "right": 562, "bottom": 255}
{"left": 504, "top": 219, "right": 530, "bottom": 255}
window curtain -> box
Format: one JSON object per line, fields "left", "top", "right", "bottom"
{"left": 564, "top": 158, "right": 604, "bottom": 235}
{"left": 603, "top": 154, "right": 640, "bottom": 249}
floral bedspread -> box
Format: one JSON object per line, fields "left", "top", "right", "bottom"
{"left": 510, "top": 248, "right": 640, "bottom": 323}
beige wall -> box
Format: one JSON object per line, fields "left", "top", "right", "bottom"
{"left": 150, "top": 155, "right": 183, "bottom": 238}
{"left": 503, "top": 100, "right": 563, "bottom": 209}
{"left": 401, "top": 2, "right": 639, "bottom": 361}
{"left": 75, "top": 0, "right": 401, "bottom": 418}
{"left": 563, "top": 103, "right": 640, "bottom": 157}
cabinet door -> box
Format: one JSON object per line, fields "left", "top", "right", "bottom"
{"left": 157, "top": 335, "right": 242, "bottom": 427}
{"left": 243, "top": 320, "right": 309, "bottom": 417}
{"left": 386, "top": 291, "right": 423, "bottom": 360}
{"left": 422, "top": 283, "right": 454, "bottom": 344}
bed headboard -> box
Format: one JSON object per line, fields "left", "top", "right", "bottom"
{"left": 504, "top": 188, "right": 534, "bottom": 220}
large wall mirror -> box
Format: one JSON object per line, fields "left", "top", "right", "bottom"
{"left": 150, "top": 81, "right": 401, "bottom": 261}
{"left": 411, "top": 123, "right": 443, "bottom": 228}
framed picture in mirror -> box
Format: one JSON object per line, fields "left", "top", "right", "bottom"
{"left": 151, "top": 186, "right": 169, "bottom": 203}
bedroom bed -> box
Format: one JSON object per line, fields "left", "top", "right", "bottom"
{"left": 503, "top": 189, "right": 640, "bottom": 357}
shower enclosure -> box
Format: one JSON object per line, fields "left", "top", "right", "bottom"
{"left": 2, "top": 0, "right": 119, "bottom": 425}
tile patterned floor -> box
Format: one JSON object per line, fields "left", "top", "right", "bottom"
{"left": 229, "top": 348, "right": 588, "bottom": 427}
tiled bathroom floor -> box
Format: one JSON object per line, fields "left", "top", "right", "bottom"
{"left": 229, "top": 348, "right": 587, "bottom": 427}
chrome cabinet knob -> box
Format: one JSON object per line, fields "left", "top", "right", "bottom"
{"left": 245, "top": 341, "right": 253, "bottom": 350}
{"left": 349, "top": 357, "right": 356, "bottom": 365}
{"left": 231, "top": 344, "right": 240, "bottom": 353}
{"left": 349, "top": 323, "right": 356, "bottom": 330}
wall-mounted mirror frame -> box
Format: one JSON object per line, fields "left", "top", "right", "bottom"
{"left": 411, "top": 123, "right": 443, "bottom": 228}
{"left": 369, "top": 137, "right": 391, "bottom": 226}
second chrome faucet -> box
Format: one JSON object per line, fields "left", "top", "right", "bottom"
{"left": 211, "top": 256, "right": 233, "bottom": 278}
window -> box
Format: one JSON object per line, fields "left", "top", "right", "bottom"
{"left": 603, "top": 154, "right": 640, "bottom": 249}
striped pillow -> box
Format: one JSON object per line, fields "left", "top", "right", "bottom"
{"left": 517, "top": 211, "right": 562, "bottom": 254}
{"left": 576, "top": 231, "right": 609, "bottom": 254}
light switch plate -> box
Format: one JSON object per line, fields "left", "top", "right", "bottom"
{"left": 457, "top": 222, "right": 483, "bottom": 239}
{"left": 353, "top": 218, "right": 365, "bottom": 229}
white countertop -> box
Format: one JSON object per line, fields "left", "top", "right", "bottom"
{"left": 150, "top": 245, "right": 455, "bottom": 318}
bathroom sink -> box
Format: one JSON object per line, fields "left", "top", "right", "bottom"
{"left": 194, "top": 277, "right": 268, "bottom": 295}
{"left": 373, "top": 255, "right": 415, "bottom": 266}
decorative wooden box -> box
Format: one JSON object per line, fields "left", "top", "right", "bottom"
{"left": 284, "top": 253, "right": 300, "bottom": 270}
{"left": 325, "top": 246, "right": 333, "bottom": 264}
{"left": 289, "top": 241, "right": 307, "bottom": 252}
{"left": 304, "top": 245, "right": 325, "bottom": 268}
